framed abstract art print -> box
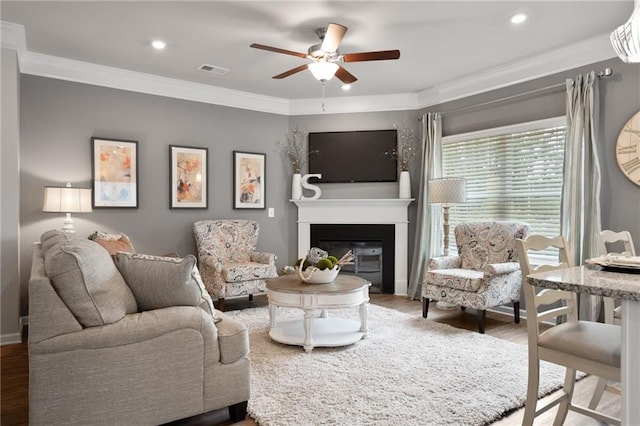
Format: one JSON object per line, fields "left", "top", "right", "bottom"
{"left": 91, "top": 137, "right": 138, "bottom": 208}
{"left": 233, "top": 151, "right": 265, "bottom": 209}
{"left": 170, "top": 145, "right": 208, "bottom": 209}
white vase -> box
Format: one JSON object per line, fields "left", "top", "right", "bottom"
{"left": 399, "top": 171, "right": 411, "bottom": 198}
{"left": 291, "top": 173, "right": 302, "bottom": 200}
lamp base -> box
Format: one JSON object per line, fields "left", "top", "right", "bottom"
{"left": 61, "top": 213, "right": 76, "bottom": 233}
{"left": 436, "top": 301, "right": 458, "bottom": 310}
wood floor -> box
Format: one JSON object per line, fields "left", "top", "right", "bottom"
{"left": 1, "top": 294, "right": 620, "bottom": 425}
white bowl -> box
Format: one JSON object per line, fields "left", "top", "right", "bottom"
{"left": 300, "top": 266, "right": 340, "bottom": 284}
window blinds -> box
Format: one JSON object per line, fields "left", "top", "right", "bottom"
{"left": 442, "top": 117, "right": 566, "bottom": 263}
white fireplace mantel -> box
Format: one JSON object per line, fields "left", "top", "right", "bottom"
{"left": 292, "top": 198, "right": 413, "bottom": 295}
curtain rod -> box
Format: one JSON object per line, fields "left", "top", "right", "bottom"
{"left": 419, "top": 68, "right": 613, "bottom": 120}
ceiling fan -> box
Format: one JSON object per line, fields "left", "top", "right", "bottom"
{"left": 250, "top": 23, "right": 400, "bottom": 84}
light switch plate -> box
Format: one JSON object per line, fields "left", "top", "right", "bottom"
{"left": 268, "top": 207, "right": 274, "bottom": 218}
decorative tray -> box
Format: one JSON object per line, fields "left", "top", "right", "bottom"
{"left": 586, "top": 255, "right": 640, "bottom": 274}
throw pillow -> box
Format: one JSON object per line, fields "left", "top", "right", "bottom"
{"left": 41, "top": 230, "right": 138, "bottom": 327}
{"left": 89, "top": 231, "right": 135, "bottom": 258}
{"left": 114, "top": 252, "right": 218, "bottom": 321}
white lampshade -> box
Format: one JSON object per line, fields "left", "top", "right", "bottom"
{"left": 43, "top": 185, "right": 92, "bottom": 213}
{"left": 43, "top": 183, "right": 92, "bottom": 233}
{"left": 610, "top": 0, "right": 640, "bottom": 63}
{"left": 308, "top": 62, "right": 339, "bottom": 81}
{"left": 428, "top": 178, "right": 467, "bottom": 205}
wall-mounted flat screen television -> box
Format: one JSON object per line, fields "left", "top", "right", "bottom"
{"left": 308, "top": 129, "right": 398, "bottom": 183}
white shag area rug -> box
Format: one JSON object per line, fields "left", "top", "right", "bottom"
{"left": 225, "top": 304, "right": 570, "bottom": 426}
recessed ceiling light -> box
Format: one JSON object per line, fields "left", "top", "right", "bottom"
{"left": 341, "top": 84, "right": 351, "bottom": 91}
{"left": 510, "top": 13, "right": 528, "bottom": 24}
{"left": 151, "top": 40, "right": 166, "bottom": 50}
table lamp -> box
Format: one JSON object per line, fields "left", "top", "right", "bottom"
{"left": 428, "top": 178, "right": 467, "bottom": 255}
{"left": 43, "top": 182, "right": 92, "bottom": 233}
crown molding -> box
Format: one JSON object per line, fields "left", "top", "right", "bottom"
{"left": 414, "top": 33, "right": 617, "bottom": 108}
{"left": 19, "top": 51, "right": 291, "bottom": 115}
{"left": 2, "top": 20, "right": 618, "bottom": 115}
{"left": 1, "top": 21, "right": 26, "bottom": 57}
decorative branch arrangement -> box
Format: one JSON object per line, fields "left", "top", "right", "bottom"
{"left": 385, "top": 124, "right": 420, "bottom": 171}
{"left": 276, "top": 129, "right": 307, "bottom": 175}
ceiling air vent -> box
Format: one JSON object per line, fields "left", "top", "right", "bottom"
{"left": 198, "top": 64, "right": 229, "bottom": 75}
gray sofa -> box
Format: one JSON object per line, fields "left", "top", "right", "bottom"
{"left": 29, "top": 230, "right": 251, "bottom": 425}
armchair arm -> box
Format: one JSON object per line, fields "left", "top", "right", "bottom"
{"left": 428, "top": 255, "right": 461, "bottom": 271}
{"left": 251, "top": 251, "right": 277, "bottom": 265}
{"left": 197, "top": 254, "right": 226, "bottom": 296}
{"left": 484, "top": 262, "right": 521, "bottom": 277}
{"left": 30, "top": 306, "right": 218, "bottom": 355}
{"left": 199, "top": 254, "right": 223, "bottom": 271}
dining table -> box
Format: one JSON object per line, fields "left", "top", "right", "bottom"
{"left": 527, "top": 265, "right": 640, "bottom": 425}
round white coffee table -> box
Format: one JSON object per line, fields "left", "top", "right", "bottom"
{"left": 266, "top": 273, "right": 370, "bottom": 353}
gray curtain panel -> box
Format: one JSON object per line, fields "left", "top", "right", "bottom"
{"left": 408, "top": 112, "right": 443, "bottom": 299}
{"left": 561, "top": 71, "right": 603, "bottom": 321}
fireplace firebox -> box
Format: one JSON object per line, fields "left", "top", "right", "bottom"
{"left": 311, "top": 224, "right": 395, "bottom": 294}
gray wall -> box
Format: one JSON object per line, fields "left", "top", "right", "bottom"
{"left": 1, "top": 47, "right": 21, "bottom": 342}
{"left": 14, "top": 57, "right": 640, "bottom": 318}
{"left": 420, "top": 57, "right": 640, "bottom": 246}
{"left": 19, "top": 76, "right": 291, "bottom": 316}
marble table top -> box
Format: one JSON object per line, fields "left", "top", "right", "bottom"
{"left": 527, "top": 265, "right": 640, "bottom": 301}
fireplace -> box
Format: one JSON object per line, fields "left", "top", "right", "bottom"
{"left": 311, "top": 224, "right": 395, "bottom": 294}
{"left": 292, "top": 198, "right": 413, "bottom": 295}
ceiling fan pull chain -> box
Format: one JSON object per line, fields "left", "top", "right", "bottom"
{"left": 321, "top": 81, "right": 326, "bottom": 112}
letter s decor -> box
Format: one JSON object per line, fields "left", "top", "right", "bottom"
{"left": 301, "top": 174, "right": 322, "bottom": 200}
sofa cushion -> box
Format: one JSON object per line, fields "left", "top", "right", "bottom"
{"left": 114, "top": 252, "right": 218, "bottom": 321}
{"left": 424, "top": 269, "right": 485, "bottom": 292}
{"left": 222, "top": 262, "right": 277, "bottom": 282}
{"left": 41, "top": 230, "right": 138, "bottom": 328}
{"left": 88, "top": 231, "right": 135, "bottom": 257}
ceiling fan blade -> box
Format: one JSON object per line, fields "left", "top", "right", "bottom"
{"left": 273, "top": 64, "right": 309, "bottom": 79}
{"left": 335, "top": 66, "right": 357, "bottom": 84}
{"left": 342, "top": 50, "right": 401, "bottom": 62}
{"left": 250, "top": 43, "right": 307, "bottom": 59}
{"left": 321, "top": 23, "right": 348, "bottom": 53}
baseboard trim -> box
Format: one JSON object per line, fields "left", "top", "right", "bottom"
{"left": 0, "top": 332, "right": 22, "bottom": 345}
{"left": 0, "top": 316, "right": 27, "bottom": 345}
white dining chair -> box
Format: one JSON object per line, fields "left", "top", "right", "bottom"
{"left": 588, "top": 230, "right": 636, "bottom": 410}
{"left": 598, "top": 230, "right": 636, "bottom": 322}
{"left": 517, "top": 235, "right": 621, "bottom": 426}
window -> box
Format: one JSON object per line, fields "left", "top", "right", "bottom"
{"left": 442, "top": 117, "right": 566, "bottom": 263}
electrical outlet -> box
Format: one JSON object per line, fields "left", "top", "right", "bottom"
{"left": 268, "top": 207, "right": 274, "bottom": 218}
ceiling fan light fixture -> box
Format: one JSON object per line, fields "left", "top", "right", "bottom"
{"left": 610, "top": 0, "right": 640, "bottom": 63}
{"left": 308, "top": 62, "right": 339, "bottom": 81}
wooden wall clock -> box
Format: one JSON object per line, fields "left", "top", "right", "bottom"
{"left": 616, "top": 110, "right": 640, "bottom": 186}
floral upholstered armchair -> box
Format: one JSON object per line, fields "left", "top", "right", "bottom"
{"left": 422, "top": 221, "right": 530, "bottom": 333}
{"left": 193, "top": 219, "right": 277, "bottom": 310}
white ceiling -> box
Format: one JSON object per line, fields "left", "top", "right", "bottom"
{"left": 0, "top": 1, "right": 634, "bottom": 105}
